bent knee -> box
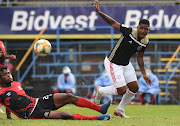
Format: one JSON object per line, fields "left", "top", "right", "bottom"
{"left": 129, "top": 84, "right": 139, "bottom": 93}
{"left": 127, "top": 81, "right": 139, "bottom": 93}
{"left": 133, "top": 84, "right": 139, "bottom": 92}
{"left": 65, "top": 93, "right": 78, "bottom": 103}
{"left": 66, "top": 93, "right": 74, "bottom": 97}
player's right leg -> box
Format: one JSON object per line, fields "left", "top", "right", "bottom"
{"left": 53, "top": 93, "right": 112, "bottom": 114}
{"left": 94, "top": 85, "right": 126, "bottom": 104}
{"left": 115, "top": 62, "right": 138, "bottom": 118}
{"left": 48, "top": 111, "right": 111, "bottom": 120}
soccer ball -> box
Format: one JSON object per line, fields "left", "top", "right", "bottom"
{"left": 34, "top": 39, "right": 52, "bottom": 57}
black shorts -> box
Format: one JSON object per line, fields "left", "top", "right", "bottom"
{"left": 30, "top": 94, "right": 57, "bottom": 119}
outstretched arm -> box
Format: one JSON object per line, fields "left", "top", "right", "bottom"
{"left": 137, "top": 51, "right": 152, "bottom": 86}
{"left": 5, "top": 54, "right": 16, "bottom": 60}
{"left": 93, "top": 0, "right": 120, "bottom": 30}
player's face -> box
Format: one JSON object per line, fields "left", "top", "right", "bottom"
{"left": 0, "top": 69, "right": 13, "bottom": 84}
{"left": 137, "top": 24, "right": 150, "bottom": 39}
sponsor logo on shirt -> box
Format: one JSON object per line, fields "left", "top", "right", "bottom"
{"left": 128, "top": 41, "right": 132, "bottom": 44}
{"left": 6, "top": 92, "right": 11, "bottom": 96}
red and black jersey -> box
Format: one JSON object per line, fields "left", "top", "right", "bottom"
{"left": 0, "top": 81, "right": 38, "bottom": 119}
{"left": 0, "top": 41, "right": 5, "bottom": 67}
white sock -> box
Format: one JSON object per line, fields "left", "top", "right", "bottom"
{"left": 117, "top": 89, "right": 136, "bottom": 111}
{"left": 99, "top": 85, "right": 118, "bottom": 95}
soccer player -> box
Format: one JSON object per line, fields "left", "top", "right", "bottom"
{"left": 0, "top": 66, "right": 111, "bottom": 120}
{"left": 93, "top": 0, "right": 152, "bottom": 118}
{"left": 0, "top": 40, "right": 16, "bottom": 115}
{"left": 0, "top": 40, "right": 16, "bottom": 67}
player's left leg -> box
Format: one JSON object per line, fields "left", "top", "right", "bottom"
{"left": 53, "top": 93, "right": 111, "bottom": 114}
{"left": 94, "top": 85, "right": 118, "bottom": 104}
{"left": 114, "top": 63, "right": 138, "bottom": 118}
{"left": 118, "top": 81, "right": 138, "bottom": 109}
{"left": 114, "top": 81, "right": 138, "bottom": 118}
{"left": 48, "top": 111, "right": 110, "bottom": 120}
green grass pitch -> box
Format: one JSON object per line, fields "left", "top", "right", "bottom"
{"left": 0, "top": 104, "right": 180, "bottom": 126}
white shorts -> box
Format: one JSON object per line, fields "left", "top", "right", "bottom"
{"left": 104, "top": 57, "right": 137, "bottom": 88}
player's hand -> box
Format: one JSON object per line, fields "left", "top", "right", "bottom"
{"left": 7, "top": 116, "right": 14, "bottom": 119}
{"left": 143, "top": 75, "right": 152, "bottom": 86}
{"left": 93, "top": 0, "right": 100, "bottom": 13}
{"left": 9, "top": 54, "right": 16, "bottom": 60}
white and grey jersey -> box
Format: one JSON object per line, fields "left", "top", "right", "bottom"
{"left": 108, "top": 24, "right": 149, "bottom": 66}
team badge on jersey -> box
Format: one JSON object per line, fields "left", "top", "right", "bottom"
{"left": 18, "top": 86, "right": 23, "bottom": 90}
{"left": 137, "top": 46, "right": 142, "bottom": 51}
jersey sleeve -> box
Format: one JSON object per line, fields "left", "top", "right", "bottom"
{"left": 140, "top": 43, "right": 149, "bottom": 52}
{"left": 12, "top": 81, "right": 22, "bottom": 87}
{"left": 120, "top": 24, "right": 132, "bottom": 36}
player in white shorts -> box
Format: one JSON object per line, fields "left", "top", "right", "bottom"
{"left": 93, "top": 0, "right": 152, "bottom": 118}
{"left": 104, "top": 57, "right": 137, "bottom": 88}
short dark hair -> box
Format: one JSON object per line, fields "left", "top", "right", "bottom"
{"left": 139, "top": 19, "right": 150, "bottom": 27}
{"left": 0, "top": 67, "right": 7, "bottom": 78}
{"left": 0, "top": 66, "right": 7, "bottom": 73}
